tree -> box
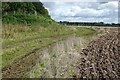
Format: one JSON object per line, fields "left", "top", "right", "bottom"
{"left": 32, "top": 2, "right": 50, "bottom": 18}
{"left": 2, "top": 2, "right": 50, "bottom": 18}
{"left": 2, "top": 2, "right": 10, "bottom": 14}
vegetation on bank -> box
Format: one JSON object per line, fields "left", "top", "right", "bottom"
{"left": 2, "top": 14, "right": 74, "bottom": 68}
{"left": 2, "top": 2, "right": 50, "bottom": 18}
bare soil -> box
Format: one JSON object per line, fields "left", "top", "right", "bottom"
{"left": 75, "top": 28, "right": 120, "bottom": 79}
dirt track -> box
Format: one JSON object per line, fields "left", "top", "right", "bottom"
{"left": 76, "top": 27, "right": 120, "bottom": 79}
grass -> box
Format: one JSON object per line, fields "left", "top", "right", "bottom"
{"left": 2, "top": 24, "right": 100, "bottom": 68}
{"left": 2, "top": 14, "right": 75, "bottom": 68}
{"left": 2, "top": 22, "right": 74, "bottom": 68}
{"left": 2, "top": 34, "right": 71, "bottom": 68}
{"left": 2, "top": 25, "right": 72, "bottom": 48}
{"left": 75, "top": 27, "right": 98, "bottom": 36}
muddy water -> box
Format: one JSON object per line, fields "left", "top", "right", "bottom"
{"left": 25, "top": 34, "right": 99, "bottom": 78}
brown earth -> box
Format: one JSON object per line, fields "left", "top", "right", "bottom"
{"left": 75, "top": 27, "right": 120, "bottom": 79}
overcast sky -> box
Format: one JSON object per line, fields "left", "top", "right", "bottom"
{"left": 42, "top": 1, "right": 118, "bottom": 23}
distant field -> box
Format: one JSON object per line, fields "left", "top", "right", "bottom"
{"left": 67, "top": 26, "right": 119, "bottom": 33}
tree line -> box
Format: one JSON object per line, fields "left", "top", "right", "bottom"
{"left": 58, "top": 21, "right": 120, "bottom": 27}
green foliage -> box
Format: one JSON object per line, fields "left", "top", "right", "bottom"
{"left": 32, "top": 2, "right": 50, "bottom": 18}
{"left": 2, "top": 15, "right": 17, "bottom": 24}
{"left": 2, "top": 2, "right": 9, "bottom": 11}
{"left": 2, "top": 2, "right": 53, "bottom": 27}
{"left": 2, "top": 2, "right": 50, "bottom": 18}
{"left": 2, "top": 14, "right": 52, "bottom": 26}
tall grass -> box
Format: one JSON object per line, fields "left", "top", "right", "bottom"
{"left": 2, "top": 14, "right": 75, "bottom": 68}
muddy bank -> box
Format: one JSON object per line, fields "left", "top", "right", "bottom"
{"left": 76, "top": 31, "right": 120, "bottom": 79}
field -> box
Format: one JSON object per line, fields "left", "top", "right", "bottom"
{"left": 1, "top": 2, "right": 119, "bottom": 79}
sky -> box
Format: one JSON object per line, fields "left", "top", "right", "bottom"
{"left": 41, "top": 1, "right": 118, "bottom": 23}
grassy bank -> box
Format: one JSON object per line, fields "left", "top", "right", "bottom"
{"left": 2, "top": 26, "right": 99, "bottom": 69}
{"left": 2, "top": 14, "right": 75, "bottom": 68}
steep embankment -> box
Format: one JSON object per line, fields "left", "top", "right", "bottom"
{"left": 76, "top": 29, "right": 120, "bottom": 79}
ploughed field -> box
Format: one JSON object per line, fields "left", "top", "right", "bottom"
{"left": 75, "top": 27, "right": 120, "bottom": 79}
